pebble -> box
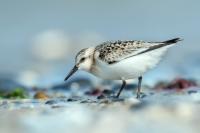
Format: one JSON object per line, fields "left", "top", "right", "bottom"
{"left": 34, "top": 91, "right": 49, "bottom": 100}
{"left": 102, "top": 89, "right": 114, "bottom": 95}
{"left": 85, "top": 89, "right": 101, "bottom": 96}
{"left": 154, "top": 78, "right": 197, "bottom": 90}
{"left": 45, "top": 100, "right": 58, "bottom": 105}
{"left": 97, "top": 94, "right": 106, "bottom": 99}
{"left": 187, "top": 90, "right": 197, "bottom": 94}
{"left": 67, "top": 96, "right": 83, "bottom": 102}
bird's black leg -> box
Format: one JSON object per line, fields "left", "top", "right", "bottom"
{"left": 136, "top": 76, "right": 142, "bottom": 99}
{"left": 116, "top": 80, "right": 126, "bottom": 98}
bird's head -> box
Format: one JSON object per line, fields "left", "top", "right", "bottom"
{"left": 64, "top": 47, "right": 95, "bottom": 81}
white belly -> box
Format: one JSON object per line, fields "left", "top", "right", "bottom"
{"left": 91, "top": 45, "right": 172, "bottom": 80}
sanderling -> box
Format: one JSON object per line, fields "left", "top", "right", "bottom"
{"left": 64, "top": 38, "right": 182, "bottom": 99}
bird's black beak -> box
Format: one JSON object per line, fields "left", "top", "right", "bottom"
{"left": 64, "top": 65, "right": 78, "bottom": 81}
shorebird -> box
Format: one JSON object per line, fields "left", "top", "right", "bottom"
{"left": 64, "top": 38, "right": 182, "bottom": 99}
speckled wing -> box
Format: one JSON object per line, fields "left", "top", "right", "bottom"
{"left": 95, "top": 40, "right": 150, "bottom": 64}
{"left": 95, "top": 38, "right": 181, "bottom": 64}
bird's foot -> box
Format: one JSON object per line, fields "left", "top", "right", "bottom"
{"left": 136, "top": 92, "right": 147, "bottom": 99}
{"left": 136, "top": 93, "right": 140, "bottom": 99}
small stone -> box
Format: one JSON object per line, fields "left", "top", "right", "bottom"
{"left": 97, "top": 94, "right": 106, "bottom": 99}
{"left": 34, "top": 91, "right": 49, "bottom": 100}
{"left": 155, "top": 78, "right": 197, "bottom": 90}
{"left": 187, "top": 90, "right": 197, "bottom": 94}
{"left": 51, "top": 105, "right": 63, "bottom": 108}
{"left": 85, "top": 89, "right": 102, "bottom": 96}
{"left": 149, "top": 92, "right": 155, "bottom": 95}
{"left": 111, "top": 98, "right": 124, "bottom": 102}
{"left": 45, "top": 100, "right": 57, "bottom": 105}
{"left": 80, "top": 99, "right": 96, "bottom": 103}
{"left": 67, "top": 96, "right": 83, "bottom": 102}
{"left": 67, "top": 98, "right": 78, "bottom": 102}
{"left": 102, "top": 89, "right": 114, "bottom": 96}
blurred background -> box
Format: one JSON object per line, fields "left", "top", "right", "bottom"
{"left": 0, "top": 0, "right": 200, "bottom": 87}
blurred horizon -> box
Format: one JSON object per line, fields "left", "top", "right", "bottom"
{"left": 0, "top": 0, "right": 200, "bottom": 87}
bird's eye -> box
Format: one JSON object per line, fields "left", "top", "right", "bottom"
{"left": 80, "top": 57, "right": 86, "bottom": 62}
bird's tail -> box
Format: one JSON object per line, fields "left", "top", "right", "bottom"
{"left": 135, "top": 38, "right": 183, "bottom": 55}
{"left": 162, "top": 38, "right": 183, "bottom": 45}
